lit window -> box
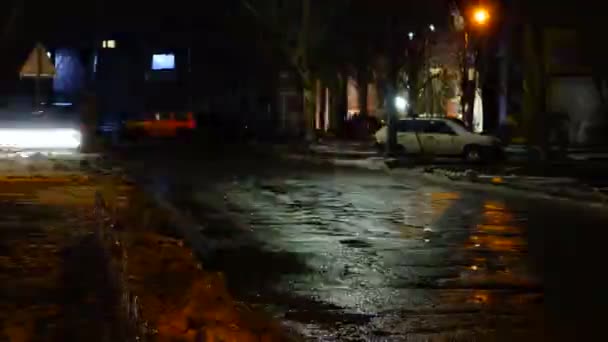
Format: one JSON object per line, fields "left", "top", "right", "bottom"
{"left": 102, "top": 40, "right": 116, "bottom": 49}
{"left": 152, "top": 54, "right": 175, "bottom": 70}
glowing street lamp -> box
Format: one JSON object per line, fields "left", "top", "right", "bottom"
{"left": 394, "top": 96, "right": 408, "bottom": 112}
{"left": 472, "top": 7, "right": 490, "bottom": 26}
{"left": 462, "top": 6, "right": 491, "bottom": 129}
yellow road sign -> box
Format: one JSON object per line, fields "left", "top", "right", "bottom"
{"left": 20, "top": 43, "right": 56, "bottom": 78}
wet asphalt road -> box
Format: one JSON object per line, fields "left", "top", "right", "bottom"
{"left": 124, "top": 148, "right": 608, "bottom": 341}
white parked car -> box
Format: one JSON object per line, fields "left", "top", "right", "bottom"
{"left": 374, "top": 118, "right": 502, "bottom": 162}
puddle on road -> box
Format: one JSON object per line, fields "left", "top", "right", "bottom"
{"left": 339, "top": 239, "right": 373, "bottom": 249}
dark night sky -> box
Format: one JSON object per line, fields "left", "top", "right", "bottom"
{"left": 1, "top": 0, "right": 603, "bottom": 85}
{"left": 12, "top": 1, "right": 240, "bottom": 43}
{"left": 2, "top": 1, "right": 603, "bottom": 48}
{"left": 0, "top": 1, "right": 251, "bottom": 82}
{"left": 4, "top": 1, "right": 455, "bottom": 45}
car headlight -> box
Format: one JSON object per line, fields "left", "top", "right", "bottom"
{"left": 71, "top": 130, "right": 82, "bottom": 146}
{"left": 0, "top": 128, "right": 82, "bottom": 149}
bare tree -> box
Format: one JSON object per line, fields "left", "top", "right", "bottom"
{"left": 242, "top": 0, "right": 345, "bottom": 139}
{"left": 1, "top": 1, "right": 23, "bottom": 43}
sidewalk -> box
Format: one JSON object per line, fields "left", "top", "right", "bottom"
{"left": 307, "top": 140, "right": 608, "bottom": 162}
{"left": 0, "top": 160, "right": 124, "bottom": 341}
{"left": 278, "top": 140, "right": 608, "bottom": 206}
{"left": 419, "top": 166, "right": 608, "bottom": 206}
{"left": 309, "top": 139, "right": 378, "bottom": 159}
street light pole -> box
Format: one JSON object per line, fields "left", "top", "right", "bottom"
{"left": 462, "top": 32, "right": 478, "bottom": 129}
{"left": 462, "top": 6, "right": 490, "bottom": 129}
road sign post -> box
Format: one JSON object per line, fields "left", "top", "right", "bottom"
{"left": 19, "top": 43, "right": 56, "bottom": 113}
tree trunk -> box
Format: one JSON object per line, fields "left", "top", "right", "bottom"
{"left": 405, "top": 47, "right": 426, "bottom": 155}
{"left": 357, "top": 69, "right": 369, "bottom": 116}
{"left": 333, "top": 72, "right": 347, "bottom": 135}
{"left": 269, "top": 70, "right": 280, "bottom": 137}
{"left": 522, "top": 23, "right": 547, "bottom": 156}
{"left": 316, "top": 78, "right": 323, "bottom": 131}
{"left": 1, "top": 3, "right": 21, "bottom": 43}
{"left": 295, "top": 0, "right": 314, "bottom": 140}
{"left": 497, "top": 16, "right": 511, "bottom": 128}
{"left": 327, "top": 72, "right": 344, "bottom": 135}
{"left": 462, "top": 42, "right": 476, "bottom": 129}
{"left": 302, "top": 74, "right": 316, "bottom": 141}
{"left": 382, "top": 61, "right": 399, "bottom": 156}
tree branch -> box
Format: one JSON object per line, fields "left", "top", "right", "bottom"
{"left": 1, "top": 1, "right": 23, "bottom": 43}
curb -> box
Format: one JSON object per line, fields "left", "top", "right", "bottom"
{"left": 282, "top": 153, "right": 390, "bottom": 171}
{"left": 413, "top": 168, "right": 608, "bottom": 209}
{"left": 94, "top": 191, "right": 143, "bottom": 340}
{"left": 282, "top": 151, "right": 608, "bottom": 208}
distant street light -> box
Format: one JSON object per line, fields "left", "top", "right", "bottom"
{"left": 395, "top": 96, "right": 408, "bottom": 112}
{"left": 408, "top": 32, "right": 414, "bottom": 40}
{"left": 472, "top": 8, "right": 490, "bottom": 26}
{"left": 429, "top": 24, "right": 435, "bottom": 32}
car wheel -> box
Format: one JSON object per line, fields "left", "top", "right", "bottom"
{"left": 463, "top": 145, "right": 482, "bottom": 163}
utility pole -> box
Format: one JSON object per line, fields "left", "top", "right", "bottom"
{"left": 462, "top": 6, "right": 490, "bottom": 129}
{"left": 34, "top": 46, "right": 41, "bottom": 113}
{"left": 462, "top": 32, "right": 474, "bottom": 128}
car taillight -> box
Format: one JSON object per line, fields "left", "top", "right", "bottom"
{"left": 186, "top": 112, "right": 196, "bottom": 129}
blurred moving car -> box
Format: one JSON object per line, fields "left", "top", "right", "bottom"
{"left": 123, "top": 111, "right": 196, "bottom": 139}
{"left": 374, "top": 118, "right": 502, "bottom": 162}
{"left": 0, "top": 102, "right": 82, "bottom": 152}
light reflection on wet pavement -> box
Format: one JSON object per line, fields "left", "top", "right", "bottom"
{"left": 134, "top": 154, "right": 608, "bottom": 341}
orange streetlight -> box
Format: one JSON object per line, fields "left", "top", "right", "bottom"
{"left": 462, "top": 6, "right": 491, "bottom": 129}
{"left": 472, "top": 7, "right": 490, "bottom": 26}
